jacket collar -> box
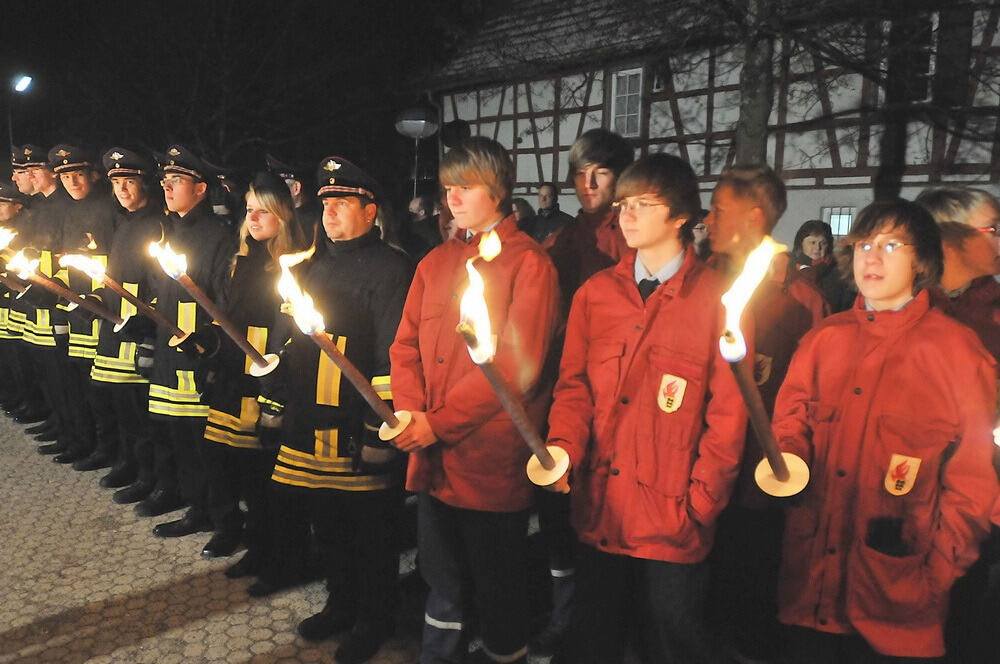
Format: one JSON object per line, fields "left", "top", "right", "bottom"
{"left": 577, "top": 206, "right": 618, "bottom": 232}
{"left": 322, "top": 225, "right": 381, "bottom": 257}
{"left": 614, "top": 245, "right": 700, "bottom": 300}
{"left": 458, "top": 214, "right": 519, "bottom": 256}
{"left": 851, "top": 288, "right": 931, "bottom": 331}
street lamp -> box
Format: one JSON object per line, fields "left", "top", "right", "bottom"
{"left": 395, "top": 105, "right": 439, "bottom": 199}
{"left": 9, "top": 74, "right": 33, "bottom": 147}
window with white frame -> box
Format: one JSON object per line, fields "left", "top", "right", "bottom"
{"left": 611, "top": 67, "right": 642, "bottom": 138}
{"left": 822, "top": 206, "right": 856, "bottom": 236}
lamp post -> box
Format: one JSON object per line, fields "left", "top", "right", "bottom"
{"left": 8, "top": 75, "right": 32, "bottom": 148}
{"left": 395, "top": 105, "right": 439, "bottom": 200}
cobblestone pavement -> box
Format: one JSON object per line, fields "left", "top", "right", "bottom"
{"left": 0, "top": 415, "right": 556, "bottom": 664}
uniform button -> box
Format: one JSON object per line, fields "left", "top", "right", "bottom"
{"left": 818, "top": 618, "right": 827, "bottom": 626}
{"left": 634, "top": 325, "right": 642, "bottom": 331}
{"left": 853, "top": 387, "right": 862, "bottom": 395}
{"left": 620, "top": 396, "right": 630, "bottom": 404}
{"left": 827, "top": 547, "right": 836, "bottom": 555}
{"left": 600, "top": 538, "right": 608, "bottom": 547}
{"left": 611, "top": 468, "right": 619, "bottom": 476}
{"left": 866, "top": 313, "right": 874, "bottom": 322}
{"left": 437, "top": 357, "right": 444, "bottom": 364}
{"left": 837, "top": 469, "right": 847, "bottom": 477}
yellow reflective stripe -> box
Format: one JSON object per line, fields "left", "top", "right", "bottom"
{"left": 120, "top": 282, "right": 139, "bottom": 318}
{"left": 257, "top": 396, "right": 284, "bottom": 411}
{"left": 316, "top": 334, "right": 345, "bottom": 406}
{"left": 206, "top": 398, "right": 259, "bottom": 432}
{"left": 177, "top": 369, "right": 197, "bottom": 394}
{"left": 270, "top": 465, "right": 393, "bottom": 491}
{"left": 90, "top": 367, "right": 147, "bottom": 384}
{"left": 314, "top": 427, "right": 339, "bottom": 458}
{"left": 40, "top": 251, "right": 53, "bottom": 278}
{"left": 177, "top": 301, "right": 197, "bottom": 335}
{"left": 68, "top": 346, "right": 97, "bottom": 359}
{"left": 245, "top": 326, "right": 268, "bottom": 375}
{"left": 205, "top": 426, "right": 259, "bottom": 449}
{"left": 371, "top": 374, "right": 392, "bottom": 400}
{"left": 277, "top": 444, "right": 353, "bottom": 472}
{"left": 90, "top": 255, "right": 108, "bottom": 291}
{"left": 94, "top": 355, "right": 137, "bottom": 370}
{"left": 69, "top": 328, "right": 100, "bottom": 346}
{"left": 148, "top": 401, "right": 209, "bottom": 417}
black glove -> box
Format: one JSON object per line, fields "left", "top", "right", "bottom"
{"left": 176, "top": 325, "right": 220, "bottom": 359}
{"left": 255, "top": 347, "right": 287, "bottom": 397}
{"left": 256, "top": 398, "right": 284, "bottom": 450}
{"left": 193, "top": 362, "right": 218, "bottom": 401}
{"left": 67, "top": 294, "right": 101, "bottom": 326}
{"left": 354, "top": 426, "right": 403, "bottom": 474}
{"left": 16, "top": 283, "right": 57, "bottom": 308}
{"left": 865, "top": 516, "right": 909, "bottom": 557}
{"left": 136, "top": 341, "right": 155, "bottom": 379}
{"left": 116, "top": 312, "right": 157, "bottom": 343}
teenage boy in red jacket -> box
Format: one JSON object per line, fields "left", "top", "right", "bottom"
{"left": 544, "top": 153, "right": 748, "bottom": 664}
{"left": 391, "top": 136, "right": 560, "bottom": 664}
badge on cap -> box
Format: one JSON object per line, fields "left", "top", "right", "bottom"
{"left": 884, "top": 454, "right": 921, "bottom": 496}
{"left": 323, "top": 160, "right": 341, "bottom": 171}
{"left": 754, "top": 353, "right": 772, "bottom": 386}
{"left": 56, "top": 149, "right": 69, "bottom": 158}
{"left": 110, "top": 151, "right": 124, "bottom": 160}
{"left": 657, "top": 374, "right": 687, "bottom": 413}
{"left": 168, "top": 148, "right": 180, "bottom": 156}
{"left": 23, "top": 147, "right": 31, "bottom": 156}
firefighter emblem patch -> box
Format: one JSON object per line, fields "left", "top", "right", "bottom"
{"left": 754, "top": 353, "right": 772, "bottom": 385}
{"left": 884, "top": 453, "right": 921, "bottom": 496}
{"left": 657, "top": 374, "right": 687, "bottom": 413}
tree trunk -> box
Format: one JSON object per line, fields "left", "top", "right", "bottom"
{"left": 733, "top": 0, "right": 775, "bottom": 165}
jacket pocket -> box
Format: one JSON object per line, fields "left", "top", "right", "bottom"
{"left": 634, "top": 347, "right": 706, "bottom": 497}
{"left": 850, "top": 543, "right": 943, "bottom": 624}
{"left": 585, "top": 338, "right": 626, "bottom": 421}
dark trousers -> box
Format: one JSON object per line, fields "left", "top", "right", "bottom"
{"left": 32, "top": 346, "right": 66, "bottom": 429}
{"left": 558, "top": 543, "right": 721, "bottom": 664}
{"left": 536, "top": 489, "right": 575, "bottom": 629}
{"left": 780, "top": 626, "right": 943, "bottom": 664}
{"left": 166, "top": 417, "right": 208, "bottom": 513}
{"left": 63, "top": 359, "right": 97, "bottom": 456}
{"left": 86, "top": 382, "right": 119, "bottom": 458}
{"left": 709, "top": 503, "right": 785, "bottom": 660}
{"left": 311, "top": 486, "right": 404, "bottom": 626}
{"left": 0, "top": 338, "right": 41, "bottom": 408}
{"left": 202, "top": 443, "right": 276, "bottom": 538}
{"left": 262, "top": 482, "right": 314, "bottom": 586}
{"left": 945, "top": 525, "right": 1000, "bottom": 664}
{"left": 108, "top": 383, "right": 155, "bottom": 483}
{"left": 418, "top": 493, "right": 529, "bottom": 664}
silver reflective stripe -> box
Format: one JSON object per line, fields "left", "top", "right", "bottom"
{"left": 424, "top": 613, "right": 462, "bottom": 631}
{"left": 481, "top": 645, "right": 529, "bottom": 663}
{"left": 550, "top": 567, "right": 575, "bottom": 578}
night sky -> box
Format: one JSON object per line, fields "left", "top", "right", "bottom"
{"left": 1, "top": 0, "right": 468, "bottom": 204}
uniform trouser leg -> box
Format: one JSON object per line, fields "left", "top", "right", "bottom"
{"left": 109, "top": 383, "right": 154, "bottom": 482}
{"left": 10, "top": 343, "right": 45, "bottom": 411}
{"left": 149, "top": 417, "right": 179, "bottom": 493}
{"left": 0, "top": 339, "right": 33, "bottom": 406}
{"left": 311, "top": 487, "right": 403, "bottom": 626}
{"left": 418, "top": 493, "right": 529, "bottom": 664}
{"left": 41, "top": 349, "right": 73, "bottom": 440}
{"left": 202, "top": 441, "right": 244, "bottom": 534}
{"left": 780, "top": 626, "right": 943, "bottom": 664}
{"left": 168, "top": 417, "right": 209, "bottom": 513}
{"left": 63, "top": 360, "right": 97, "bottom": 456}
{"left": 261, "top": 482, "right": 312, "bottom": 585}
{"left": 241, "top": 448, "right": 278, "bottom": 566}
{"left": 536, "top": 489, "right": 575, "bottom": 629}
{"left": 86, "top": 381, "right": 119, "bottom": 458}
{"left": 30, "top": 346, "right": 59, "bottom": 418}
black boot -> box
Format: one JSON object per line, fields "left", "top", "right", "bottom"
{"left": 54, "top": 449, "right": 89, "bottom": 464}
{"left": 100, "top": 462, "right": 137, "bottom": 489}
{"left": 26, "top": 419, "right": 57, "bottom": 435}
{"left": 153, "top": 509, "right": 211, "bottom": 538}
{"left": 334, "top": 621, "right": 393, "bottom": 664}
{"left": 224, "top": 551, "right": 261, "bottom": 579}
{"left": 134, "top": 488, "right": 185, "bottom": 517}
{"left": 113, "top": 480, "right": 153, "bottom": 505}
{"left": 73, "top": 452, "right": 114, "bottom": 472}
{"left": 201, "top": 531, "right": 241, "bottom": 558}
{"left": 297, "top": 603, "right": 354, "bottom": 641}
{"left": 38, "top": 441, "right": 67, "bottom": 455}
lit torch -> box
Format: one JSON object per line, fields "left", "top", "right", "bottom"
{"left": 8, "top": 250, "right": 124, "bottom": 325}
{"left": 455, "top": 232, "right": 569, "bottom": 488}
{"left": 272, "top": 245, "right": 411, "bottom": 440}
{"left": 59, "top": 253, "right": 185, "bottom": 338}
{"left": 0, "top": 227, "right": 27, "bottom": 293}
{"left": 149, "top": 241, "right": 276, "bottom": 372}
{"left": 718, "top": 237, "right": 809, "bottom": 497}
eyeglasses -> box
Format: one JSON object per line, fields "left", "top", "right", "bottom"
{"left": 853, "top": 239, "right": 912, "bottom": 255}
{"left": 693, "top": 223, "right": 708, "bottom": 232}
{"left": 159, "top": 175, "right": 194, "bottom": 188}
{"left": 612, "top": 198, "right": 668, "bottom": 214}
{"left": 975, "top": 225, "right": 1000, "bottom": 237}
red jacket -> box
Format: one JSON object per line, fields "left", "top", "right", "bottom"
{"left": 391, "top": 216, "right": 560, "bottom": 512}
{"left": 930, "top": 276, "right": 1000, "bottom": 363}
{"left": 546, "top": 248, "right": 748, "bottom": 563}
{"left": 546, "top": 206, "right": 632, "bottom": 307}
{"left": 773, "top": 291, "right": 998, "bottom": 657}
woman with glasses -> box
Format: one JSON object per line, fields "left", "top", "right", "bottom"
{"left": 772, "top": 199, "right": 998, "bottom": 663}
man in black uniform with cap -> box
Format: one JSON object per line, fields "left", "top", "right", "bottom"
{"left": 261, "top": 155, "right": 412, "bottom": 664}
{"left": 266, "top": 153, "right": 321, "bottom": 242}
{"left": 0, "top": 181, "right": 32, "bottom": 414}
{"left": 139, "top": 145, "right": 237, "bottom": 537}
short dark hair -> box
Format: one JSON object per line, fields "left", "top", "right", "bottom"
{"left": 615, "top": 153, "right": 701, "bottom": 242}
{"left": 439, "top": 136, "right": 514, "bottom": 215}
{"left": 717, "top": 164, "right": 787, "bottom": 231}
{"left": 937, "top": 220, "right": 978, "bottom": 250}
{"left": 840, "top": 199, "right": 943, "bottom": 293}
{"left": 793, "top": 219, "right": 834, "bottom": 255}
{"left": 539, "top": 182, "right": 559, "bottom": 197}
{"left": 568, "top": 129, "right": 634, "bottom": 177}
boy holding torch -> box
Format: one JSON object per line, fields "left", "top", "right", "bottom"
{"left": 543, "top": 154, "right": 747, "bottom": 664}
{"left": 391, "top": 136, "right": 560, "bottom": 664}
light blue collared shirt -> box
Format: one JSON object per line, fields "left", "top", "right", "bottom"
{"left": 634, "top": 250, "right": 685, "bottom": 286}
{"left": 465, "top": 218, "right": 503, "bottom": 241}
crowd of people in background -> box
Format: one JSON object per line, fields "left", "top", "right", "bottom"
{"left": 0, "top": 127, "right": 997, "bottom": 664}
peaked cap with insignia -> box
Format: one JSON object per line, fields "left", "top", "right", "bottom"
{"left": 0, "top": 181, "right": 27, "bottom": 204}
{"left": 48, "top": 144, "right": 94, "bottom": 173}
{"left": 102, "top": 147, "right": 155, "bottom": 178}
{"left": 161, "top": 144, "right": 217, "bottom": 181}
{"left": 19, "top": 144, "right": 49, "bottom": 168}
{"left": 315, "top": 155, "right": 379, "bottom": 201}
{"left": 265, "top": 153, "right": 310, "bottom": 183}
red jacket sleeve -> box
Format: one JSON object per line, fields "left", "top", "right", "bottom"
{"left": 546, "top": 285, "right": 594, "bottom": 470}
{"left": 389, "top": 263, "right": 429, "bottom": 412}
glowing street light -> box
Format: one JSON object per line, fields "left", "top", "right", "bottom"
{"left": 13, "top": 76, "right": 32, "bottom": 93}
{"left": 8, "top": 73, "right": 33, "bottom": 148}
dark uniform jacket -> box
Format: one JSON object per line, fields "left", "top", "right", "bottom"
{"left": 269, "top": 227, "right": 412, "bottom": 492}
{"left": 148, "top": 201, "right": 236, "bottom": 419}
{"left": 203, "top": 238, "right": 288, "bottom": 449}
{"left": 90, "top": 203, "right": 164, "bottom": 385}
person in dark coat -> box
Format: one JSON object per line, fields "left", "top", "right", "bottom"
{"left": 792, "top": 219, "right": 855, "bottom": 312}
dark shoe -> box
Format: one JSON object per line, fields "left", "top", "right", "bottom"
{"left": 100, "top": 463, "right": 136, "bottom": 489}
{"left": 297, "top": 604, "right": 354, "bottom": 641}
{"left": 73, "top": 453, "right": 113, "bottom": 472}
{"left": 153, "top": 509, "right": 211, "bottom": 538}
{"left": 13, "top": 409, "right": 48, "bottom": 424}
{"left": 224, "top": 552, "right": 261, "bottom": 579}
{"left": 529, "top": 621, "right": 567, "bottom": 657}
{"left": 134, "top": 488, "right": 185, "bottom": 517}
{"left": 334, "top": 621, "right": 392, "bottom": 664}
{"left": 114, "top": 480, "right": 153, "bottom": 505}
{"left": 26, "top": 420, "right": 56, "bottom": 435}
{"left": 33, "top": 430, "right": 59, "bottom": 442}
{"left": 247, "top": 574, "right": 306, "bottom": 598}
{"left": 54, "top": 449, "right": 89, "bottom": 464}
{"left": 37, "top": 441, "right": 66, "bottom": 455}
{"left": 468, "top": 649, "right": 526, "bottom": 664}
{"left": 201, "top": 531, "right": 241, "bottom": 558}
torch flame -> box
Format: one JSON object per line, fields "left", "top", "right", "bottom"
{"left": 59, "top": 254, "right": 106, "bottom": 280}
{"left": 0, "top": 227, "right": 18, "bottom": 250}
{"left": 719, "top": 236, "right": 786, "bottom": 362}
{"left": 7, "top": 250, "right": 38, "bottom": 280}
{"left": 85, "top": 233, "right": 97, "bottom": 251}
{"left": 459, "top": 230, "right": 503, "bottom": 365}
{"left": 149, "top": 241, "right": 187, "bottom": 279}
{"left": 994, "top": 424, "right": 999, "bottom": 447}
{"left": 275, "top": 245, "right": 324, "bottom": 335}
